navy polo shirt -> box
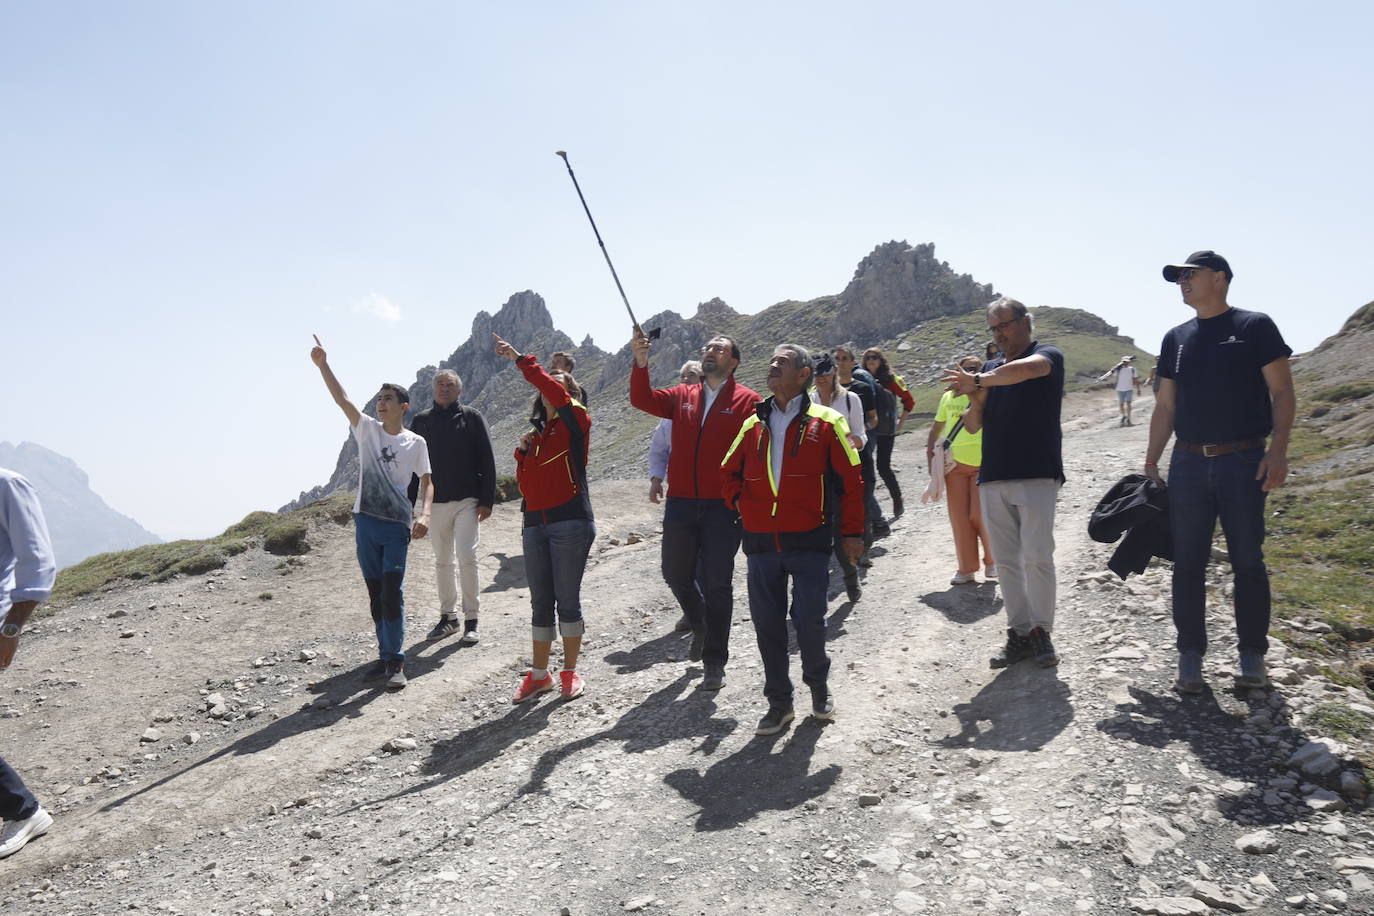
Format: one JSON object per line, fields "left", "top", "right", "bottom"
{"left": 979, "top": 341, "right": 1065, "bottom": 484}
{"left": 1158, "top": 308, "right": 1291, "bottom": 445}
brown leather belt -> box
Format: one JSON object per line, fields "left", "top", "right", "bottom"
{"left": 1176, "top": 438, "right": 1266, "bottom": 457}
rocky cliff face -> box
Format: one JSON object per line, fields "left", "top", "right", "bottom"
{"left": 0, "top": 441, "right": 161, "bottom": 568}
{"left": 830, "top": 241, "right": 999, "bottom": 343}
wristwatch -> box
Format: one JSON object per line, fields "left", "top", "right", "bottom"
{"left": 973, "top": 373, "right": 984, "bottom": 389}
{"left": 0, "top": 622, "right": 20, "bottom": 639}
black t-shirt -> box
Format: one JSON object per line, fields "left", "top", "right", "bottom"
{"left": 979, "top": 341, "right": 1065, "bottom": 484}
{"left": 1158, "top": 308, "right": 1291, "bottom": 445}
{"left": 848, "top": 368, "right": 878, "bottom": 414}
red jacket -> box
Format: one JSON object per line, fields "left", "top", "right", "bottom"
{"left": 630, "top": 365, "right": 760, "bottom": 500}
{"left": 884, "top": 374, "right": 915, "bottom": 413}
{"left": 720, "top": 392, "right": 864, "bottom": 555}
{"left": 514, "top": 355, "right": 592, "bottom": 523}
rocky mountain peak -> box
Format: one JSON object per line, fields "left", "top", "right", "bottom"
{"left": 832, "top": 241, "right": 998, "bottom": 343}
{"left": 693, "top": 297, "right": 738, "bottom": 323}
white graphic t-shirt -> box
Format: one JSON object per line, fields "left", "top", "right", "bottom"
{"left": 1115, "top": 365, "right": 1138, "bottom": 392}
{"left": 352, "top": 415, "right": 432, "bottom": 525}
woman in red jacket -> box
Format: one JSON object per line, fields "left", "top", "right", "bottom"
{"left": 494, "top": 335, "right": 594, "bottom": 703}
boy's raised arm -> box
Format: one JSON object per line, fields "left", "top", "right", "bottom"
{"left": 311, "top": 334, "right": 362, "bottom": 428}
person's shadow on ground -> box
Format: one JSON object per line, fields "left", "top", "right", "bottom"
{"left": 919, "top": 583, "right": 1002, "bottom": 625}
{"left": 100, "top": 638, "right": 469, "bottom": 812}
{"left": 935, "top": 663, "right": 1074, "bottom": 752}
{"left": 1095, "top": 683, "right": 1363, "bottom": 826}
{"left": 603, "top": 630, "right": 689, "bottom": 673}
{"left": 664, "top": 719, "right": 840, "bottom": 831}
{"left": 482, "top": 552, "right": 527, "bottom": 593}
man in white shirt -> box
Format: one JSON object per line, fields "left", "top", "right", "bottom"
{"left": 311, "top": 336, "right": 433, "bottom": 691}
{"left": 1100, "top": 355, "right": 1141, "bottom": 426}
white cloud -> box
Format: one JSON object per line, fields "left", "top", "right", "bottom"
{"left": 353, "top": 293, "right": 402, "bottom": 322}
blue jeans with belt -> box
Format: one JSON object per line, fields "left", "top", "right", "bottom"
{"left": 1168, "top": 447, "right": 1271, "bottom": 655}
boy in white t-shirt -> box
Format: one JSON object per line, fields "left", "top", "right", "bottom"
{"left": 311, "top": 336, "right": 433, "bottom": 690}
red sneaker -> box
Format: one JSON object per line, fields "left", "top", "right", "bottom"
{"left": 560, "top": 670, "right": 585, "bottom": 700}
{"left": 513, "top": 671, "right": 554, "bottom": 704}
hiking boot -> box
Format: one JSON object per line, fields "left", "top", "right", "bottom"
{"left": 810, "top": 684, "right": 835, "bottom": 721}
{"left": 513, "top": 671, "right": 555, "bottom": 704}
{"left": 363, "top": 659, "right": 388, "bottom": 680}
{"left": 426, "top": 617, "right": 461, "bottom": 640}
{"left": 990, "top": 629, "right": 1034, "bottom": 669}
{"left": 872, "top": 521, "right": 892, "bottom": 538}
{"left": 559, "top": 670, "right": 585, "bottom": 700}
{"left": 698, "top": 665, "right": 725, "bottom": 691}
{"left": 688, "top": 629, "right": 706, "bottom": 663}
{"left": 844, "top": 576, "right": 862, "bottom": 604}
{"left": 0, "top": 806, "right": 53, "bottom": 859}
{"left": 891, "top": 497, "right": 905, "bottom": 519}
{"left": 385, "top": 662, "right": 408, "bottom": 691}
{"left": 674, "top": 614, "right": 693, "bottom": 633}
{"left": 1028, "top": 627, "right": 1059, "bottom": 667}
{"left": 950, "top": 571, "right": 976, "bottom": 586}
{"left": 1236, "top": 652, "right": 1269, "bottom": 689}
{"left": 754, "top": 705, "right": 795, "bottom": 736}
{"left": 984, "top": 564, "right": 998, "bottom": 579}
{"left": 1174, "top": 650, "right": 1205, "bottom": 695}
{"left": 458, "top": 621, "right": 480, "bottom": 645}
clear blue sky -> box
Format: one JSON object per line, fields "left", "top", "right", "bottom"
{"left": 3, "top": 1, "right": 1371, "bottom": 539}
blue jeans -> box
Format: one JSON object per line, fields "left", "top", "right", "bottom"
{"left": 0, "top": 756, "right": 38, "bottom": 820}
{"left": 1168, "top": 448, "right": 1270, "bottom": 655}
{"left": 662, "top": 498, "right": 743, "bottom": 668}
{"left": 523, "top": 518, "right": 595, "bottom": 641}
{"left": 746, "top": 550, "right": 831, "bottom": 705}
{"left": 354, "top": 513, "right": 410, "bottom": 663}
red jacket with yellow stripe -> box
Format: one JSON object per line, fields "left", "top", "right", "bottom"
{"left": 884, "top": 374, "right": 915, "bottom": 413}
{"left": 720, "top": 392, "right": 864, "bottom": 555}
{"left": 513, "top": 355, "right": 592, "bottom": 525}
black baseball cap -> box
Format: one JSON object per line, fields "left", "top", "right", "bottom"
{"left": 1163, "top": 250, "right": 1233, "bottom": 283}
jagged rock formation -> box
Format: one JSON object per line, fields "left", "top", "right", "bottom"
{"left": 830, "top": 241, "right": 999, "bottom": 343}
{"left": 0, "top": 441, "right": 161, "bottom": 568}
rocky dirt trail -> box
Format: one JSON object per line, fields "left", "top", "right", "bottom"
{"left": 4, "top": 392, "right": 1373, "bottom": 915}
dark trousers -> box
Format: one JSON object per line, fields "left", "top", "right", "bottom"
{"left": 860, "top": 438, "right": 882, "bottom": 545}
{"left": 0, "top": 756, "right": 38, "bottom": 821}
{"left": 747, "top": 550, "right": 831, "bottom": 705}
{"left": 1168, "top": 447, "right": 1271, "bottom": 655}
{"left": 662, "top": 498, "right": 743, "bottom": 668}
{"left": 875, "top": 435, "right": 902, "bottom": 502}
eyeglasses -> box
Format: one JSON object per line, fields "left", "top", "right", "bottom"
{"left": 988, "top": 316, "right": 1025, "bottom": 333}
{"left": 701, "top": 343, "right": 731, "bottom": 355}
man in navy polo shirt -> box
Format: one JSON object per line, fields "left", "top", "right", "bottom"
{"left": 1144, "top": 251, "right": 1295, "bottom": 694}
{"left": 944, "top": 297, "right": 1065, "bottom": 669}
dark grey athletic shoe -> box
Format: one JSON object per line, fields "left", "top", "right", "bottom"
{"left": 385, "top": 662, "right": 407, "bottom": 691}
{"left": 674, "top": 614, "right": 693, "bottom": 633}
{"left": 990, "top": 629, "right": 1034, "bottom": 669}
{"left": 427, "top": 617, "right": 461, "bottom": 640}
{"left": 810, "top": 684, "right": 835, "bottom": 721}
{"left": 754, "top": 705, "right": 795, "bottom": 736}
{"left": 1236, "top": 652, "right": 1268, "bottom": 689}
{"left": 1027, "top": 627, "right": 1059, "bottom": 667}
{"left": 698, "top": 665, "right": 725, "bottom": 691}
{"left": 1174, "top": 650, "right": 1205, "bottom": 694}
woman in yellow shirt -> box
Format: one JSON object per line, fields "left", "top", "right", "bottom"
{"left": 927, "top": 355, "right": 995, "bottom": 585}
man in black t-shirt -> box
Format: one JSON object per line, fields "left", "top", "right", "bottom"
{"left": 1145, "top": 250, "right": 1295, "bottom": 694}
{"left": 944, "top": 298, "right": 1065, "bottom": 669}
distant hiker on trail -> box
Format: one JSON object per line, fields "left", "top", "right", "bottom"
{"left": 0, "top": 468, "right": 57, "bottom": 860}
{"left": 811, "top": 354, "right": 867, "bottom": 604}
{"left": 311, "top": 336, "right": 433, "bottom": 691}
{"left": 1147, "top": 250, "right": 1295, "bottom": 694}
{"left": 1099, "top": 355, "right": 1142, "bottom": 426}
{"left": 647, "top": 359, "right": 704, "bottom": 634}
{"left": 722, "top": 344, "right": 864, "bottom": 736}
{"left": 550, "top": 351, "right": 588, "bottom": 406}
{"left": 863, "top": 347, "right": 915, "bottom": 518}
{"left": 928, "top": 355, "right": 996, "bottom": 586}
{"left": 630, "top": 330, "right": 760, "bottom": 693}
{"left": 496, "top": 334, "right": 594, "bottom": 703}
{"left": 832, "top": 346, "right": 884, "bottom": 554}
{"left": 943, "top": 298, "right": 1065, "bottom": 669}
{"left": 410, "top": 368, "right": 497, "bottom": 647}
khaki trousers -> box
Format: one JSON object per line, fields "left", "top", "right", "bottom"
{"left": 431, "top": 498, "right": 481, "bottom": 619}
{"left": 979, "top": 478, "right": 1059, "bottom": 634}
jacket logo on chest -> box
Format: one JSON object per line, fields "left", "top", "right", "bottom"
{"left": 1219, "top": 335, "right": 1245, "bottom": 346}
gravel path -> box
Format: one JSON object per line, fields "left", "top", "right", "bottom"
{"left": 4, "top": 391, "right": 1372, "bottom": 915}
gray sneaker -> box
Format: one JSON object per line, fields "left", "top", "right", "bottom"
{"left": 0, "top": 806, "right": 53, "bottom": 859}
{"left": 810, "top": 684, "right": 835, "bottom": 721}
{"left": 386, "top": 662, "right": 408, "bottom": 691}
{"left": 1236, "top": 652, "right": 1268, "bottom": 689}
{"left": 698, "top": 665, "right": 725, "bottom": 691}
{"left": 427, "top": 617, "right": 461, "bottom": 640}
{"left": 458, "top": 621, "right": 480, "bottom": 645}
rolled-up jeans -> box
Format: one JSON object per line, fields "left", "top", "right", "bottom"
{"left": 523, "top": 517, "right": 595, "bottom": 641}
{"left": 1167, "top": 447, "right": 1270, "bottom": 655}
{"left": 980, "top": 478, "right": 1058, "bottom": 634}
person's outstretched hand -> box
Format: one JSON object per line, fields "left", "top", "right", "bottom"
{"left": 493, "top": 333, "right": 520, "bottom": 362}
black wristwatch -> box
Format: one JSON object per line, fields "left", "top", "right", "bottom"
{"left": 0, "top": 622, "right": 20, "bottom": 639}
{"left": 973, "top": 373, "right": 984, "bottom": 389}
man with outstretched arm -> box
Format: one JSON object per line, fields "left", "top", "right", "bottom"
{"left": 410, "top": 368, "right": 496, "bottom": 645}
{"left": 0, "top": 467, "right": 58, "bottom": 859}
{"left": 721, "top": 344, "right": 864, "bottom": 736}
{"left": 311, "top": 336, "right": 433, "bottom": 691}
{"left": 1145, "top": 251, "right": 1294, "bottom": 694}
{"left": 630, "top": 330, "right": 760, "bottom": 692}
{"left": 944, "top": 297, "right": 1065, "bottom": 669}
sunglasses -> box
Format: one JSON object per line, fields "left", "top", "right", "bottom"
{"left": 1174, "top": 267, "right": 1197, "bottom": 282}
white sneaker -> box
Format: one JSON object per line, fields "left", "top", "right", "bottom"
{"left": 950, "top": 571, "right": 977, "bottom": 585}
{"left": 984, "top": 565, "right": 998, "bottom": 579}
{"left": 0, "top": 806, "right": 53, "bottom": 859}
